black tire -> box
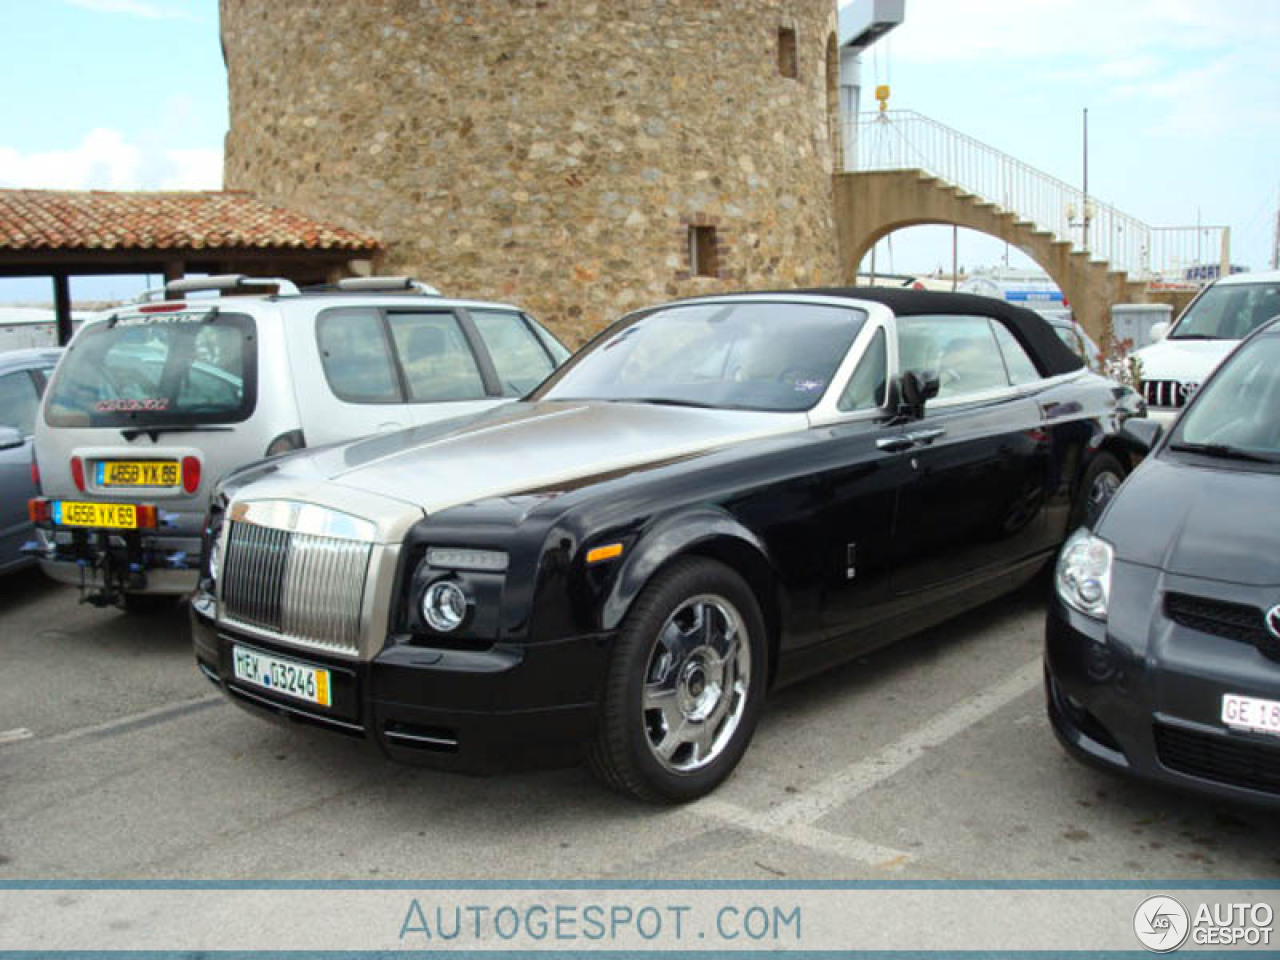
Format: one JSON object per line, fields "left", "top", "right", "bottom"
{"left": 587, "top": 556, "right": 768, "bottom": 804}
{"left": 1070, "top": 451, "right": 1125, "bottom": 531}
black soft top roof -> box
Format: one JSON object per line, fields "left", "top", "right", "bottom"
{"left": 761, "top": 286, "right": 1086, "bottom": 377}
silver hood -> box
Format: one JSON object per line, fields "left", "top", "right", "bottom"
{"left": 242, "top": 401, "right": 807, "bottom": 519}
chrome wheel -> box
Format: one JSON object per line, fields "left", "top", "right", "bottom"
{"left": 641, "top": 594, "right": 751, "bottom": 773}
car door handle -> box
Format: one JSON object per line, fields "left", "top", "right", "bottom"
{"left": 906, "top": 428, "right": 946, "bottom": 445}
{"left": 876, "top": 436, "right": 915, "bottom": 453}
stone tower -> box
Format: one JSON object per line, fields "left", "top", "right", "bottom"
{"left": 222, "top": 0, "right": 842, "bottom": 345}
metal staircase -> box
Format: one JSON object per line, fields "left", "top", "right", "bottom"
{"left": 848, "top": 110, "right": 1229, "bottom": 283}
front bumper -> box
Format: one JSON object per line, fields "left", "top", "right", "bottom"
{"left": 1045, "top": 578, "right": 1280, "bottom": 807}
{"left": 191, "top": 595, "right": 611, "bottom": 773}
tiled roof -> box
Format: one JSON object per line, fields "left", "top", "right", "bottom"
{"left": 0, "top": 189, "right": 381, "bottom": 253}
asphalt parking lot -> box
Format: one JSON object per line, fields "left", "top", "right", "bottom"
{"left": 2, "top": 566, "right": 1278, "bottom": 881}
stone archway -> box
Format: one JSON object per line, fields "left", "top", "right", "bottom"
{"left": 833, "top": 169, "right": 1155, "bottom": 340}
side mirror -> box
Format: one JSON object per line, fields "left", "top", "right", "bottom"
{"left": 899, "top": 369, "right": 940, "bottom": 420}
{"left": 1148, "top": 321, "right": 1170, "bottom": 342}
{"left": 0, "top": 426, "right": 24, "bottom": 451}
{"left": 1118, "top": 417, "right": 1163, "bottom": 456}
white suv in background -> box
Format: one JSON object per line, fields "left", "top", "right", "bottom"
{"left": 30, "top": 274, "right": 569, "bottom": 610}
{"left": 1133, "top": 270, "right": 1280, "bottom": 424}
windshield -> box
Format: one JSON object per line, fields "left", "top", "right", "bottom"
{"left": 533, "top": 301, "right": 866, "bottom": 412}
{"left": 45, "top": 312, "right": 257, "bottom": 428}
{"left": 1171, "top": 281, "right": 1280, "bottom": 340}
{"left": 1169, "top": 332, "right": 1280, "bottom": 463}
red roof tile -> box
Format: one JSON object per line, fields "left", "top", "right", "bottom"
{"left": 0, "top": 189, "right": 381, "bottom": 253}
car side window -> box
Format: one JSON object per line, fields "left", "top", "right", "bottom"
{"left": 0, "top": 370, "right": 40, "bottom": 436}
{"left": 317, "top": 308, "right": 401, "bottom": 403}
{"left": 896, "top": 315, "right": 1010, "bottom": 400}
{"left": 470, "top": 309, "right": 555, "bottom": 396}
{"left": 837, "top": 327, "right": 887, "bottom": 412}
{"left": 988, "top": 319, "right": 1042, "bottom": 385}
{"left": 387, "top": 312, "right": 487, "bottom": 402}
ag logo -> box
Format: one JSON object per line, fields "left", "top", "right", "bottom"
{"left": 1134, "top": 895, "right": 1190, "bottom": 952}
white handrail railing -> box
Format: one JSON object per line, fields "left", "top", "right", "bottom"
{"left": 847, "top": 110, "right": 1229, "bottom": 282}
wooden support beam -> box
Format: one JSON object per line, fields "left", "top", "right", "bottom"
{"left": 52, "top": 273, "right": 73, "bottom": 346}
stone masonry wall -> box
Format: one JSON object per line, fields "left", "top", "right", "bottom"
{"left": 221, "top": 0, "right": 841, "bottom": 346}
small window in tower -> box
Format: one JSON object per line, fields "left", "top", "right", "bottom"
{"left": 688, "top": 226, "right": 718, "bottom": 277}
{"left": 777, "top": 26, "right": 798, "bottom": 79}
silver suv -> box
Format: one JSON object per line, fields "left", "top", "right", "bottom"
{"left": 30, "top": 275, "right": 568, "bottom": 610}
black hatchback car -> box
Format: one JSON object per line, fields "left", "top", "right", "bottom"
{"left": 1048, "top": 317, "right": 1280, "bottom": 806}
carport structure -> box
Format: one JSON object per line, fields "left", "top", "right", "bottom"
{"left": 0, "top": 189, "right": 383, "bottom": 344}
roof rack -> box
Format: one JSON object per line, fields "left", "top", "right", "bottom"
{"left": 162, "top": 274, "right": 301, "bottom": 298}
{"left": 327, "top": 276, "right": 441, "bottom": 296}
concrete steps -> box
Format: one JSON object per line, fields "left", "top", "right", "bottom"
{"left": 835, "top": 168, "right": 1162, "bottom": 340}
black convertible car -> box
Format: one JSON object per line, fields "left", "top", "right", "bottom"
{"left": 193, "top": 289, "right": 1143, "bottom": 801}
{"left": 1049, "top": 317, "right": 1280, "bottom": 806}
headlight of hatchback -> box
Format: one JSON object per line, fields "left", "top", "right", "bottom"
{"left": 1055, "top": 527, "right": 1114, "bottom": 620}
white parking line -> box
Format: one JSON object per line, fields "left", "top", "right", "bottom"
{"left": 767, "top": 657, "right": 1043, "bottom": 828}
{"left": 692, "top": 657, "right": 1044, "bottom": 867}
{"left": 0, "top": 728, "right": 34, "bottom": 745}
{"left": 696, "top": 798, "right": 911, "bottom": 868}
{"left": 42, "top": 694, "right": 224, "bottom": 744}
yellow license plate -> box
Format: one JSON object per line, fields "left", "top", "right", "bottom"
{"left": 100, "top": 460, "right": 179, "bottom": 487}
{"left": 53, "top": 501, "right": 138, "bottom": 529}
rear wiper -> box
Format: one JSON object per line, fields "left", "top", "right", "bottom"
{"left": 1168, "top": 441, "right": 1277, "bottom": 463}
{"left": 120, "top": 425, "right": 235, "bottom": 442}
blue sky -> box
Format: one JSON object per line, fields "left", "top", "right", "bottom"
{"left": 1, "top": 0, "right": 1277, "bottom": 303}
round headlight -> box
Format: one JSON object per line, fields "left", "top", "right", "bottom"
{"left": 422, "top": 580, "right": 468, "bottom": 632}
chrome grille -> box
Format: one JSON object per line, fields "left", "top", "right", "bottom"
{"left": 222, "top": 522, "right": 289, "bottom": 631}
{"left": 280, "top": 533, "right": 371, "bottom": 650}
{"left": 1142, "top": 379, "right": 1198, "bottom": 409}
{"left": 221, "top": 521, "right": 371, "bottom": 654}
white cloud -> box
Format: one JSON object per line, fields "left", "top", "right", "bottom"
{"left": 158, "top": 148, "right": 223, "bottom": 189}
{"left": 0, "top": 128, "right": 221, "bottom": 191}
{"left": 65, "top": 0, "right": 200, "bottom": 21}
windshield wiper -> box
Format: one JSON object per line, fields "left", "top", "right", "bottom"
{"left": 1169, "top": 333, "right": 1219, "bottom": 340}
{"left": 619, "top": 397, "right": 719, "bottom": 409}
{"left": 1168, "top": 441, "right": 1277, "bottom": 463}
{"left": 120, "top": 425, "right": 235, "bottom": 442}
